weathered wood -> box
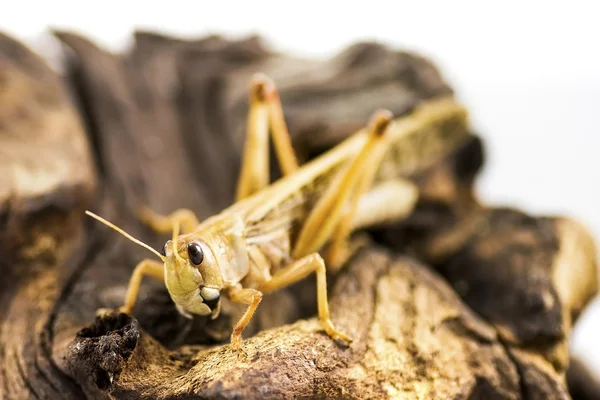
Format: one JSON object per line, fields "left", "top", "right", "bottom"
{"left": 0, "top": 31, "right": 96, "bottom": 400}
{"left": 0, "top": 30, "right": 597, "bottom": 400}
{"left": 68, "top": 250, "right": 522, "bottom": 399}
{"left": 373, "top": 140, "right": 599, "bottom": 399}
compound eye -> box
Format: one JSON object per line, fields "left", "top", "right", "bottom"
{"left": 187, "top": 242, "right": 204, "bottom": 265}
{"left": 161, "top": 240, "right": 171, "bottom": 256}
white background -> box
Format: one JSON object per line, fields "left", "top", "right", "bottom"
{"left": 4, "top": 0, "right": 599, "bottom": 377}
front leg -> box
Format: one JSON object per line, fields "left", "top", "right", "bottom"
{"left": 118, "top": 258, "right": 165, "bottom": 314}
{"left": 227, "top": 286, "right": 263, "bottom": 349}
{"left": 260, "top": 253, "right": 351, "bottom": 345}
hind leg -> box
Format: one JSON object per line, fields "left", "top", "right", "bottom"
{"left": 327, "top": 179, "right": 419, "bottom": 272}
{"left": 292, "top": 109, "right": 393, "bottom": 261}
{"left": 235, "top": 74, "right": 299, "bottom": 201}
{"left": 136, "top": 207, "right": 200, "bottom": 234}
{"left": 260, "top": 253, "right": 351, "bottom": 344}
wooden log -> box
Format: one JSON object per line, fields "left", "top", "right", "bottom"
{"left": 68, "top": 250, "right": 522, "bottom": 399}
{"left": 373, "top": 130, "right": 598, "bottom": 399}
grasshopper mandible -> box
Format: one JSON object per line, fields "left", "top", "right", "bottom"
{"left": 86, "top": 73, "right": 469, "bottom": 349}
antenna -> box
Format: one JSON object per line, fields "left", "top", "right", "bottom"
{"left": 85, "top": 210, "right": 166, "bottom": 262}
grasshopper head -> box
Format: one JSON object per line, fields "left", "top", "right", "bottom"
{"left": 84, "top": 210, "right": 232, "bottom": 321}
{"left": 162, "top": 227, "right": 224, "bottom": 320}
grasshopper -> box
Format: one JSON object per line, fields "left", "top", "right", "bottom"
{"left": 86, "top": 73, "right": 469, "bottom": 349}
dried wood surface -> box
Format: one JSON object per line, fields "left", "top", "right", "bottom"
{"left": 0, "top": 30, "right": 597, "bottom": 399}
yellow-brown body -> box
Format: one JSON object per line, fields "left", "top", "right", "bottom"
{"left": 166, "top": 96, "right": 469, "bottom": 317}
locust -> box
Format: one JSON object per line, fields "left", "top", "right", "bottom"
{"left": 86, "top": 73, "right": 469, "bottom": 349}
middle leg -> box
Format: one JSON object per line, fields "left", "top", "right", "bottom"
{"left": 259, "top": 253, "right": 351, "bottom": 344}
{"left": 227, "top": 286, "right": 263, "bottom": 349}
